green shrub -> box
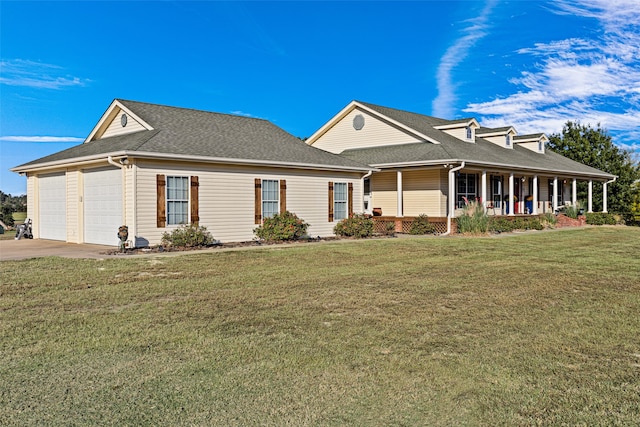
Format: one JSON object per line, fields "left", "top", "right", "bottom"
{"left": 254, "top": 211, "right": 309, "bottom": 242}
{"left": 585, "top": 212, "right": 617, "bottom": 225}
{"left": 409, "top": 214, "right": 436, "bottom": 235}
{"left": 334, "top": 214, "right": 373, "bottom": 238}
{"left": 489, "top": 217, "right": 515, "bottom": 233}
{"left": 457, "top": 201, "right": 489, "bottom": 234}
{"left": 161, "top": 223, "right": 213, "bottom": 247}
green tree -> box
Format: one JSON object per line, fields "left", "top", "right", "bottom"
{"left": 548, "top": 122, "right": 640, "bottom": 218}
{"left": 630, "top": 180, "right": 640, "bottom": 223}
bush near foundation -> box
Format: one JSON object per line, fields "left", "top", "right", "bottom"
{"left": 334, "top": 214, "right": 373, "bottom": 238}
{"left": 254, "top": 211, "right": 309, "bottom": 242}
{"left": 161, "top": 223, "right": 214, "bottom": 247}
{"left": 585, "top": 212, "right": 618, "bottom": 225}
{"left": 409, "top": 214, "right": 436, "bottom": 235}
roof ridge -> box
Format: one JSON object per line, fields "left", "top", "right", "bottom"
{"left": 116, "top": 99, "right": 271, "bottom": 123}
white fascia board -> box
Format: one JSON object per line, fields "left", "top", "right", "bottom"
{"left": 371, "top": 159, "right": 614, "bottom": 180}
{"left": 122, "top": 151, "right": 376, "bottom": 173}
{"left": 476, "top": 126, "right": 517, "bottom": 137}
{"left": 433, "top": 118, "right": 480, "bottom": 130}
{"left": 11, "top": 151, "right": 130, "bottom": 173}
{"left": 84, "top": 99, "right": 154, "bottom": 143}
{"left": 306, "top": 101, "right": 441, "bottom": 146}
{"left": 12, "top": 150, "right": 377, "bottom": 174}
{"left": 514, "top": 134, "right": 548, "bottom": 143}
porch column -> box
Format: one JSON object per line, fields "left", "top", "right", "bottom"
{"left": 603, "top": 181, "right": 608, "bottom": 213}
{"left": 553, "top": 177, "right": 558, "bottom": 212}
{"left": 588, "top": 180, "right": 593, "bottom": 212}
{"left": 396, "top": 170, "right": 403, "bottom": 217}
{"left": 532, "top": 175, "right": 538, "bottom": 215}
{"left": 508, "top": 173, "right": 515, "bottom": 216}
{"left": 481, "top": 170, "right": 487, "bottom": 211}
{"left": 572, "top": 178, "right": 577, "bottom": 206}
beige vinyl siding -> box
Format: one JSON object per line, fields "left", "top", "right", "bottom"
{"left": 66, "top": 169, "right": 80, "bottom": 243}
{"left": 517, "top": 141, "right": 544, "bottom": 153}
{"left": 134, "top": 160, "right": 363, "bottom": 244}
{"left": 442, "top": 127, "right": 471, "bottom": 142}
{"left": 370, "top": 171, "right": 397, "bottom": 217}
{"left": 402, "top": 169, "right": 444, "bottom": 217}
{"left": 311, "top": 108, "right": 422, "bottom": 154}
{"left": 100, "top": 111, "right": 146, "bottom": 139}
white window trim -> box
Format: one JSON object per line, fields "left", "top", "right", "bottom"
{"left": 262, "top": 179, "right": 280, "bottom": 219}
{"left": 166, "top": 175, "right": 190, "bottom": 226}
{"left": 334, "top": 182, "right": 348, "bottom": 221}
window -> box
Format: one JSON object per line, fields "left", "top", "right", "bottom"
{"left": 334, "top": 182, "right": 348, "bottom": 220}
{"left": 506, "top": 134, "right": 511, "bottom": 146}
{"left": 167, "top": 176, "right": 189, "bottom": 225}
{"left": 456, "top": 173, "right": 477, "bottom": 208}
{"left": 262, "top": 179, "right": 279, "bottom": 219}
{"left": 538, "top": 141, "right": 543, "bottom": 152}
{"left": 490, "top": 175, "right": 503, "bottom": 208}
{"left": 466, "top": 126, "right": 472, "bottom": 140}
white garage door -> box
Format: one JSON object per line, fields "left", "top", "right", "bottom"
{"left": 39, "top": 172, "right": 67, "bottom": 241}
{"left": 84, "top": 168, "right": 123, "bottom": 246}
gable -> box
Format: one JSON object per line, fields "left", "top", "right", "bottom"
{"left": 85, "top": 100, "right": 153, "bottom": 142}
{"left": 309, "top": 107, "right": 424, "bottom": 154}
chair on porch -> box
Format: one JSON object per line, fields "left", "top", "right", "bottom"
{"left": 485, "top": 202, "right": 496, "bottom": 215}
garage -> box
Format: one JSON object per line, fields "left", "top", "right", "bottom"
{"left": 38, "top": 172, "right": 67, "bottom": 241}
{"left": 84, "top": 167, "right": 123, "bottom": 246}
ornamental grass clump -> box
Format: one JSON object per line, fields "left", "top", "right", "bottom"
{"left": 254, "top": 211, "right": 309, "bottom": 242}
{"left": 161, "top": 223, "right": 213, "bottom": 247}
{"left": 456, "top": 200, "right": 489, "bottom": 234}
{"left": 333, "top": 214, "right": 374, "bottom": 238}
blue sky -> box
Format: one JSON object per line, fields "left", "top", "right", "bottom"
{"left": 1, "top": 0, "right": 639, "bottom": 195}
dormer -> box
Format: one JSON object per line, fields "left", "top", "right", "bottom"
{"left": 476, "top": 126, "right": 517, "bottom": 149}
{"left": 514, "top": 133, "right": 548, "bottom": 154}
{"left": 433, "top": 118, "right": 480, "bottom": 143}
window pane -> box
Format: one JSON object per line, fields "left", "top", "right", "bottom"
{"left": 334, "top": 182, "right": 347, "bottom": 220}
{"left": 167, "top": 176, "right": 189, "bottom": 225}
{"left": 262, "top": 180, "right": 279, "bottom": 219}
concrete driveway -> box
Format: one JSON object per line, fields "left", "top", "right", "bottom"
{"left": 0, "top": 238, "right": 117, "bottom": 261}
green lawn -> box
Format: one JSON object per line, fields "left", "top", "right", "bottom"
{"left": 1, "top": 227, "right": 639, "bottom": 426}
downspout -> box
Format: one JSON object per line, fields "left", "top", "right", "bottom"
{"left": 442, "top": 161, "right": 465, "bottom": 236}
{"left": 603, "top": 176, "right": 617, "bottom": 213}
{"left": 361, "top": 170, "right": 373, "bottom": 213}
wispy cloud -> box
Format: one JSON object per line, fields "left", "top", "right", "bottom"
{"left": 229, "top": 110, "right": 268, "bottom": 120}
{"left": 464, "top": 0, "right": 640, "bottom": 153}
{"left": 0, "top": 136, "right": 84, "bottom": 143}
{"left": 0, "top": 59, "right": 89, "bottom": 89}
{"left": 431, "top": 0, "right": 498, "bottom": 118}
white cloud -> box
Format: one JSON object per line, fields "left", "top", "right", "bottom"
{"left": 431, "top": 0, "right": 498, "bottom": 118}
{"left": 464, "top": 0, "right": 640, "bottom": 154}
{"left": 0, "top": 136, "right": 84, "bottom": 143}
{"left": 0, "top": 59, "right": 89, "bottom": 89}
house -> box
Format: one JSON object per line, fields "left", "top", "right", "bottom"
{"left": 306, "top": 101, "right": 616, "bottom": 232}
{"left": 11, "top": 100, "right": 372, "bottom": 246}
{"left": 12, "top": 98, "right": 616, "bottom": 246}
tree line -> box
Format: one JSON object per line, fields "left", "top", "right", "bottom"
{"left": 0, "top": 191, "right": 27, "bottom": 228}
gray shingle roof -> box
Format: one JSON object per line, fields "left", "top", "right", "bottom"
{"left": 15, "top": 100, "right": 371, "bottom": 172}
{"left": 343, "top": 102, "right": 614, "bottom": 179}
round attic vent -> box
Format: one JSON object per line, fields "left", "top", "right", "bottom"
{"left": 353, "top": 114, "right": 365, "bottom": 131}
{"left": 121, "top": 114, "right": 128, "bottom": 127}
